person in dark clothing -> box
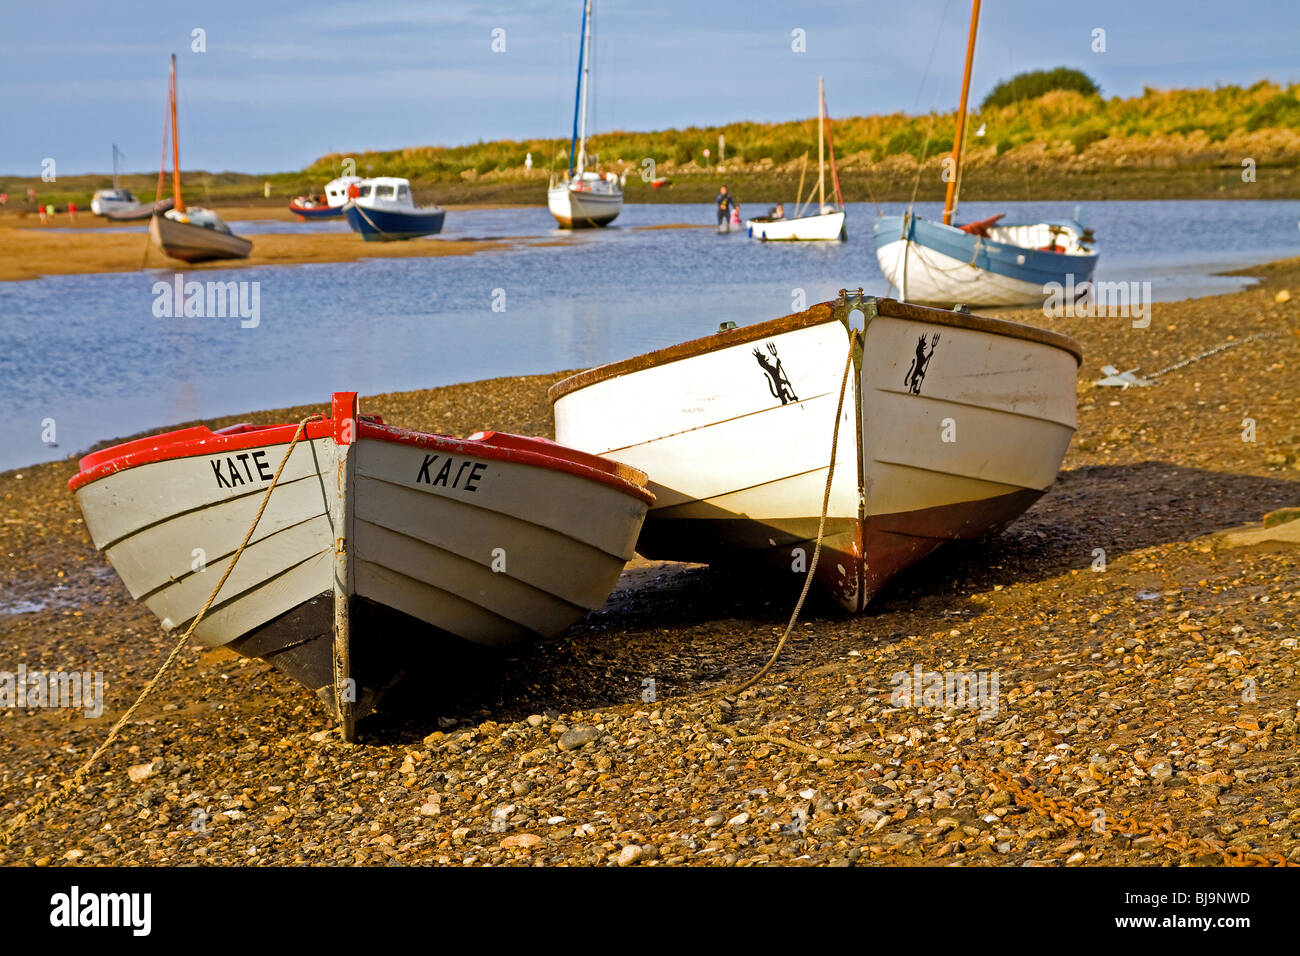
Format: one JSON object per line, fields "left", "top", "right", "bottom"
{"left": 715, "top": 185, "right": 735, "bottom": 229}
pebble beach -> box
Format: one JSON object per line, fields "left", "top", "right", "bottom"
{"left": 1, "top": 258, "right": 1298, "bottom": 867}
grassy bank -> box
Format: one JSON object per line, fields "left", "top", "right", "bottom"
{"left": 4, "top": 82, "right": 1298, "bottom": 210}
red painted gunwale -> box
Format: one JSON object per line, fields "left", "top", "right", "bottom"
{"left": 69, "top": 407, "right": 655, "bottom": 504}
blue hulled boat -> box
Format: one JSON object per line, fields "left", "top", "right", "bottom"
{"left": 873, "top": 213, "right": 1098, "bottom": 307}
{"left": 343, "top": 177, "right": 445, "bottom": 241}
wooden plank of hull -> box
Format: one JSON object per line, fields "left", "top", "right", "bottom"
{"left": 351, "top": 438, "right": 645, "bottom": 641}
{"left": 552, "top": 295, "right": 1080, "bottom": 611}
{"left": 149, "top": 213, "right": 252, "bottom": 263}
{"left": 354, "top": 480, "right": 632, "bottom": 610}
{"left": 177, "top": 548, "right": 333, "bottom": 645}
{"left": 142, "top": 518, "right": 333, "bottom": 637}
{"left": 103, "top": 472, "right": 329, "bottom": 598}
{"left": 354, "top": 439, "right": 646, "bottom": 559}
{"left": 75, "top": 438, "right": 331, "bottom": 549}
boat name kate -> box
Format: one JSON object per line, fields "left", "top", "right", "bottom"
{"left": 210, "top": 450, "right": 274, "bottom": 488}
{"left": 416, "top": 454, "right": 487, "bottom": 492}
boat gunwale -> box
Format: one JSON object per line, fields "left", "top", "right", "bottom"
{"left": 69, "top": 417, "right": 654, "bottom": 504}
{"left": 547, "top": 296, "right": 1082, "bottom": 403}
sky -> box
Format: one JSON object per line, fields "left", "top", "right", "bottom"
{"left": 1, "top": 0, "right": 1296, "bottom": 176}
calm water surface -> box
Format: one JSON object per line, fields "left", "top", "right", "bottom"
{"left": 2, "top": 199, "right": 1297, "bottom": 470}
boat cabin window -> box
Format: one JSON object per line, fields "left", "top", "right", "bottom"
{"left": 377, "top": 185, "right": 398, "bottom": 200}
{"left": 396, "top": 184, "right": 411, "bottom": 202}
{"left": 358, "top": 184, "right": 373, "bottom": 198}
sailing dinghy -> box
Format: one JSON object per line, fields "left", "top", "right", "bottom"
{"left": 548, "top": 0, "right": 624, "bottom": 228}
{"left": 873, "top": 0, "right": 1096, "bottom": 306}
{"left": 70, "top": 393, "right": 653, "bottom": 737}
{"left": 148, "top": 54, "right": 252, "bottom": 264}
{"left": 551, "top": 293, "right": 1080, "bottom": 611}
{"left": 746, "top": 77, "right": 846, "bottom": 242}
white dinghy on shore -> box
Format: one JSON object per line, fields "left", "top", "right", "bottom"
{"left": 551, "top": 293, "right": 1080, "bottom": 612}
{"left": 71, "top": 393, "right": 653, "bottom": 739}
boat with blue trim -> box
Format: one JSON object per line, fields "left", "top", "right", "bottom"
{"left": 288, "top": 176, "right": 362, "bottom": 220}
{"left": 874, "top": 0, "right": 1098, "bottom": 307}
{"left": 874, "top": 212, "right": 1097, "bottom": 307}
{"left": 343, "top": 177, "right": 445, "bottom": 241}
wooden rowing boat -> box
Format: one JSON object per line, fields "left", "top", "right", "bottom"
{"left": 550, "top": 294, "right": 1080, "bottom": 611}
{"left": 70, "top": 394, "right": 653, "bottom": 736}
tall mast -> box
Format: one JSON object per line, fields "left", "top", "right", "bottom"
{"left": 943, "top": 0, "right": 980, "bottom": 225}
{"left": 567, "top": 0, "right": 588, "bottom": 179}
{"left": 822, "top": 85, "right": 843, "bottom": 208}
{"left": 112, "top": 144, "right": 120, "bottom": 189}
{"left": 170, "top": 53, "right": 184, "bottom": 213}
{"left": 576, "top": 0, "right": 594, "bottom": 175}
{"left": 817, "top": 76, "right": 825, "bottom": 213}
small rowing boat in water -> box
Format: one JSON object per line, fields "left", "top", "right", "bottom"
{"left": 70, "top": 393, "right": 653, "bottom": 737}
{"left": 148, "top": 54, "right": 251, "bottom": 263}
{"left": 343, "top": 177, "right": 445, "bottom": 241}
{"left": 551, "top": 293, "right": 1080, "bottom": 611}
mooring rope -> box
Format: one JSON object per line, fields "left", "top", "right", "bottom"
{"left": 725, "top": 338, "right": 855, "bottom": 696}
{"left": 0, "top": 415, "right": 320, "bottom": 847}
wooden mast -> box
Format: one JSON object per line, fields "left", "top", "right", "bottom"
{"left": 169, "top": 54, "right": 184, "bottom": 213}
{"left": 942, "top": 0, "right": 980, "bottom": 226}
{"left": 817, "top": 76, "right": 826, "bottom": 214}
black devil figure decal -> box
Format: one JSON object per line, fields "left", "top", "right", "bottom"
{"left": 903, "top": 332, "right": 940, "bottom": 395}
{"left": 754, "top": 341, "right": 798, "bottom": 404}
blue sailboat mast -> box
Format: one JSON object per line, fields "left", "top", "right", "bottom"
{"left": 567, "top": 1, "right": 588, "bottom": 179}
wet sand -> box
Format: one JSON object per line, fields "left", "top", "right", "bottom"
{"left": 0, "top": 260, "right": 1297, "bottom": 866}
{"left": 0, "top": 212, "right": 705, "bottom": 282}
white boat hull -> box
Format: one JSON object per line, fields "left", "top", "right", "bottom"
{"left": 875, "top": 237, "right": 1046, "bottom": 307}
{"left": 551, "top": 296, "right": 1079, "bottom": 611}
{"left": 548, "top": 181, "right": 622, "bottom": 228}
{"left": 71, "top": 399, "right": 652, "bottom": 723}
{"left": 747, "top": 210, "right": 845, "bottom": 241}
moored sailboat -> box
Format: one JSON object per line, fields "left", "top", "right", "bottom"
{"left": 548, "top": 0, "right": 624, "bottom": 228}
{"left": 90, "top": 144, "right": 140, "bottom": 216}
{"left": 550, "top": 293, "right": 1080, "bottom": 611}
{"left": 70, "top": 393, "right": 653, "bottom": 737}
{"left": 746, "top": 77, "right": 846, "bottom": 242}
{"left": 148, "top": 54, "right": 252, "bottom": 264}
{"left": 873, "top": 0, "right": 1097, "bottom": 306}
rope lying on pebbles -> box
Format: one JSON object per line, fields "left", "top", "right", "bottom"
{"left": 0, "top": 416, "right": 318, "bottom": 847}
{"left": 1147, "top": 331, "right": 1280, "bottom": 380}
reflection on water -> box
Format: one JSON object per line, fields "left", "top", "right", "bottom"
{"left": 1, "top": 199, "right": 1297, "bottom": 471}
